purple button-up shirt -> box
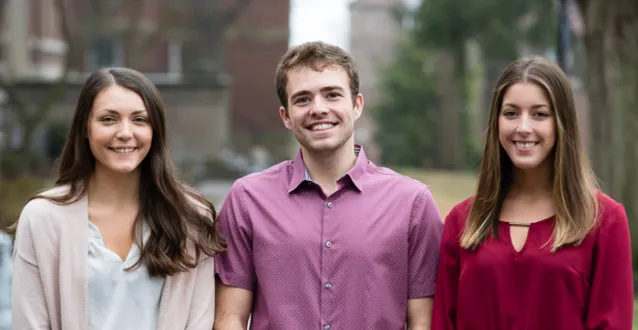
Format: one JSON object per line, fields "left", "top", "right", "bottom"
{"left": 215, "top": 146, "right": 444, "bottom": 329}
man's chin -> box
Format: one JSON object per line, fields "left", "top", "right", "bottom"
{"left": 301, "top": 140, "right": 345, "bottom": 154}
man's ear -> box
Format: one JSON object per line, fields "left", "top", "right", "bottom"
{"left": 353, "top": 93, "right": 364, "bottom": 120}
{"left": 279, "top": 106, "right": 292, "bottom": 130}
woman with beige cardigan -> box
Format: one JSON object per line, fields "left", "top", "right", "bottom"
{"left": 11, "top": 68, "right": 226, "bottom": 330}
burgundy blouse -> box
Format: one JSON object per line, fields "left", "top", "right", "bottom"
{"left": 432, "top": 192, "right": 634, "bottom": 330}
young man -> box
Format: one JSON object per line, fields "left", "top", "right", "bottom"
{"left": 214, "top": 41, "right": 444, "bottom": 330}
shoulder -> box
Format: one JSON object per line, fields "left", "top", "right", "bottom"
{"left": 36, "top": 184, "right": 71, "bottom": 199}
{"left": 236, "top": 161, "right": 290, "bottom": 186}
{"left": 225, "top": 161, "right": 292, "bottom": 198}
{"left": 445, "top": 196, "right": 474, "bottom": 228}
{"left": 21, "top": 188, "right": 68, "bottom": 220}
{"left": 18, "top": 185, "right": 83, "bottom": 230}
{"left": 596, "top": 190, "right": 623, "bottom": 213}
{"left": 595, "top": 190, "right": 627, "bottom": 227}
{"left": 366, "top": 164, "right": 432, "bottom": 194}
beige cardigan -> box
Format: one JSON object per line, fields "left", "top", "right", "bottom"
{"left": 11, "top": 187, "right": 216, "bottom": 330}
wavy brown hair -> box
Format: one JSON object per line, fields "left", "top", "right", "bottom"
{"left": 13, "top": 68, "right": 226, "bottom": 276}
{"left": 460, "top": 56, "right": 599, "bottom": 252}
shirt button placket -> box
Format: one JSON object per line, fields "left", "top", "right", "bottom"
{"left": 322, "top": 200, "right": 334, "bottom": 330}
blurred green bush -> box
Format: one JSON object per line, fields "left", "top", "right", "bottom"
{"left": 0, "top": 176, "right": 50, "bottom": 233}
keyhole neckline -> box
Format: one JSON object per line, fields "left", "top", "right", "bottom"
{"left": 499, "top": 215, "right": 555, "bottom": 255}
{"left": 498, "top": 214, "right": 555, "bottom": 227}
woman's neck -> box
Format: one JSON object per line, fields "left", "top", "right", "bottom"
{"left": 87, "top": 166, "right": 140, "bottom": 207}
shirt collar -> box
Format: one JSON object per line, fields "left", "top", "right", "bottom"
{"left": 288, "top": 144, "right": 367, "bottom": 193}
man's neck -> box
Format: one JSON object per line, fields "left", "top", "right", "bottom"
{"left": 88, "top": 165, "right": 140, "bottom": 208}
{"left": 302, "top": 143, "right": 358, "bottom": 196}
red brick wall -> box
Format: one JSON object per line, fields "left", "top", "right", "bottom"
{"left": 224, "top": 0, "right": 290, "bottom": 145}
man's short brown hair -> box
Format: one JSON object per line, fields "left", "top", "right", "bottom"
{"left": 275, "top": 41, "right": 360, "bottom": 110}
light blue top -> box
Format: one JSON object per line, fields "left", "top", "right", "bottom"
{"left": 0, "top": 231, "right": 12, "bottom": 330}
{"left": 87, "top": 221, "right": 164, "bottom": 330}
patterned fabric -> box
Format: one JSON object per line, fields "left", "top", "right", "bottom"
{"left": 215, "top": 145, "right": 444, "bottom": 329}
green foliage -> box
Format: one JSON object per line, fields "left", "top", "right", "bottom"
{"left": 415, "top": 0, "right": 556, "bottom": 60}
{"left": 371, "top": 37, "right": 440, "bottom": 167}
{"left": 0, "top": 149, "right": 47, "bottom": 178}
{"left": 0, "top": 176, "right": 51, "bottom": 233}
{"left": 373, "top": 0, "right": 558, "bottom": 169}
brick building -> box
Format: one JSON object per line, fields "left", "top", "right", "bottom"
{"left": 0, "top": 0, "right": 291, "bottom": 176}
{"left": 224, "top": 0, "right": 291, "bottom": 161}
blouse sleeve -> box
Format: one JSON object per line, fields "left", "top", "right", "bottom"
{"left": 11, "top": 204, "right": 51, "bottom": 329}
{"left": 184, "top": 256, "right": 216, "bottom": 330}
{"left": 431, "top": 206, "right": 463, "bottom": 330}
{"left": 585, "top": 202, "right": 634, "bottom": 329}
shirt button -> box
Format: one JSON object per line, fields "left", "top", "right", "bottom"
{"left": 327, "top": 202, "right": 333, "bottom": 208}
{"left": 325, "top": 241, "right": 332, "bottom": 248}
{"left": 324, "top": 325, "right": 331, "bottom": 330}
{"left": 325, "top": 282, "right": 332, "bottom": 289}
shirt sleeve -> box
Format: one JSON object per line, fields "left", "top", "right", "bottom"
{"left": 214, "top": 181, "right": 256, "bottom": 291}
{"left": 431, "top": 206, "right": 462, "bottom": 330}
{"left": 585, "top": 202, "right": 634, "bottom": 329}
{"left": 408, "top": 188, "right": 444, "bottom": 298}
{"left": 184, "top": 256, "right": 215, "bottom": 330}
{"left": 11, "top": 204, "right": 51, "bottom": 329}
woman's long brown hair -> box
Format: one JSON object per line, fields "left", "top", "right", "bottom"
{"left": 14, "top": 68, "right": 226, "bottom": 277}
{"left": 460, "top": 56, "right": 599, "bottom": 252}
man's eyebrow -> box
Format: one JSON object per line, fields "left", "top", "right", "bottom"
{"left": 320, "top": 86, "right": 345, "bottom": 93}
{"left": 290, "top": 86, "right": 346, "bottom": 100}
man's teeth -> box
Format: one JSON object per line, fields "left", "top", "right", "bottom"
{"left": 113, "top": 148, "right": 135, "bottom": 153}
{"left": 516, "top": 142, "right": 536, "bottom": 148}
{"left": 311, "top": 123, "right": 334, "bottom": 131}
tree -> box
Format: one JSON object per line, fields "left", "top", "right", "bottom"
{"left": 577, "top": 0, "right": 638, "bottom": 270}
{"left": 372, "top": 37, "right": 440, "bottom": 167}
{"left": 373, "top": 0, "right": 555, "bottom": 169}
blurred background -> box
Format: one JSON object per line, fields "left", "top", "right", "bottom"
{"left": 0, "top": 0, "right": 637, "bottom": 328}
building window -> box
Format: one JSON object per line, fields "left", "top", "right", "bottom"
{"left": 85, "top": 38, "right": 124, "bottom": 70}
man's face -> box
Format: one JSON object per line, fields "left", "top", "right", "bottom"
{"left": 279, "top": 64, "right": 363, "bottom": 155}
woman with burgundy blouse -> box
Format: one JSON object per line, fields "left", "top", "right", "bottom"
{"left": 432, "top": 56, "right": 634, "bottom": 329}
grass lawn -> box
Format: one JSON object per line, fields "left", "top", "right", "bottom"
{"left": 397, "top": 168, "right": 638, "bottom": 326}
{"left": 397, "top": 169, "right": 477, "bottom": 217}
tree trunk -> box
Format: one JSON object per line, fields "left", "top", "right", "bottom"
{"left": 583, "top": 0, "right": 615, "bottom": 194}
{"left": 614, "top": 0, "right": 638, "bottom": 271}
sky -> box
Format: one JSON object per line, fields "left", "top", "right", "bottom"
{"left": 289, "top": 0, "right": 422, "bottom": 51}
{"left": 289, "top": 0, "right": 353, "bottom": 50}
